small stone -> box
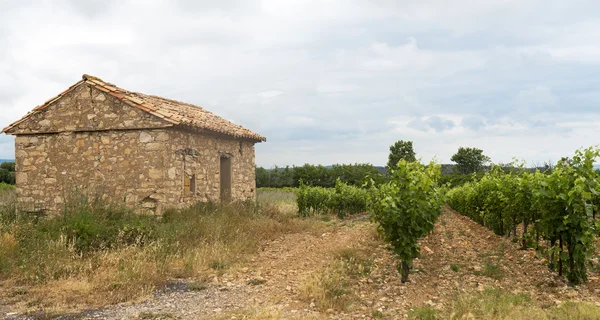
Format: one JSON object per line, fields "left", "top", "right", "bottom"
{"left": 139, "top": 131, "right": 153, "bottom": 143}
{"left": 566, "top": 291, "right": 578, "bottom": 298}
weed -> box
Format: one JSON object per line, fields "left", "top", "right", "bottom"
{"left": 444, "top": 288, "right": 548, "bottom": 319}
{"left": 187, "top": 281, "right": 208, "bottom": 291}
{"left": 474, "top": 260, "right": 504, "bottom": 280}
{"left": 247, "top": 279, "right": 267, "bottom": 286}
{"left": 0, "top": 191, "right": 327, "bottom": 312}
{"left": 138, "top": 311, "right": 177, "bottom": 319}
{"left": 334, "top": 247, "right": 374, "bottom": 277}
{"left": 300, "top": 262, "right": 352, "bottom": 311}
{"left": 550, "top": 301, "right": 600, "bottom": 319}
{"left": 450, "top": 264, "right": 460, "bottom": 272}
{"left": 371, "top": 310, "right": 384, "bottom": 318}
{"left": 210, "top": 260, "right": 228, "bottom": 271}
{"left": 408, "top": 306, "right": 437, "bottom": 320}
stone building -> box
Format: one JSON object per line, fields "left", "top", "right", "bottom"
{"left": 2, "top": 74, "right": 266, "bottom": 214}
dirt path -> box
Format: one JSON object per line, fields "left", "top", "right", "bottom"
{"left": 6, "top": 208, "right": 600, "bottom": 319}
{"left": 66, "top": 217, "right": 375, "bottom": 319}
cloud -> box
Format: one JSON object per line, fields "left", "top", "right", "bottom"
{"left": 516, "top": 85, "right": 558, "bottom": 112}
{"left": 461, "top": 116, "right": 486, "bottom": 131}
{"left": 409, "top": 116, "right": 456, "bottom": 132}
{"left": 2, "top": 0, "right": 600, "bottom": 166}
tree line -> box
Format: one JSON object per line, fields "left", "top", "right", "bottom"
{"left": 256, "top": 163, "right": 388, "bottom": 188}
{"left": 257, "top": 140, "right": 492, "bottom": 188}
{"left": 0, "top": 162, "right": 15, "bottom": 185}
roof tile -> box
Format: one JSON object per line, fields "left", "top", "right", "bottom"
{"left": 2, "top": 75, "right": 265, "bottom": 142}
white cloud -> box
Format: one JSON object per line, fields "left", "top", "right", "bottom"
{"left": 2, "top": 0, "right": 600, "bottom": 167}
{"left": 285, "top": 115, "right": 316, "bottom": 127}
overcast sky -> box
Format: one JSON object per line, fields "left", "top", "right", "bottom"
{"left": 1, "top": 0, "right": 599, "bottom": 167}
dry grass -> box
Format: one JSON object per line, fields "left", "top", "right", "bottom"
{"left": 0, "top": 189, "right": 327, "bottom": 314}
{"left": 299, "top": 261, "right": 354, "bottom": 312}
{"left": 409, "top": 288, "right": 600, "bottom": 320}
{"left": 257, "top": 188, "right": 297, "bottom": 214}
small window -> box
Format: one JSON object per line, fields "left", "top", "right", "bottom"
{"left": 184, "top": 174, "right": 196, "bottom": 195}
{"left": 190, "top": 174, "right": 196, "bottom": 194}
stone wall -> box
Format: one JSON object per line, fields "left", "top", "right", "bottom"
{"left": 13, "top": 83, "right": 257, "bottom": 214}
{"left": 7, "top": 84, "right": 168, "bottom": 135}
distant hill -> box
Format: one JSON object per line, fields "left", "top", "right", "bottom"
{"left": 0, "top": 159, "right": 14, "bottom": 163}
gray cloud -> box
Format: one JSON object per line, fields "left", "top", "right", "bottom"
{"left": 409, "top": 116, "right": 455, "bottom": 132}
{"left": 461, "top": 116, "right": 486, "bottom": 131}
{"left": 2, "top": 1, "right": 600, "bottom": 166}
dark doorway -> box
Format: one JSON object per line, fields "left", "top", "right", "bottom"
{"left": 220, "top": 156, "right": 232, "bottom": 203}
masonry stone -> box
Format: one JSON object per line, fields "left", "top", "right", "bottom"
{"left": 5, "top": 81, "right": 261, "bottom": 214}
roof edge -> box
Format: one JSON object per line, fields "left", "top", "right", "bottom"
{"left": 1, "top": 80, "right": 86, "bottom": 134}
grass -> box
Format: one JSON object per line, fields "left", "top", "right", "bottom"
{"left": 187, "top": 281, "right": 208, "bottom": 291}
{"left": 410, "top": 288, "right": 600, "bottom": 319}
{"left": 0, "top": 189, "right": 326, "bottom": 313}
{"left": 408, "top": 306, "right": 437, "bottom": 320}
{"left": 450, "top": 264, "right": 460, "bottom": 272}
{"left": 474, "top": 260, "right": 504, "bottom": 280}
{"left": 138, "top": 311, "right": 178, "bottom": 319}
{"left": 333, "top": 247, "right": 374, "bottom": 278}
{"left": 299, "top": 262, "right": 353, "bottom": 312}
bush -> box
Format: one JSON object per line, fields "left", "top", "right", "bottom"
{"left": 296, "top": 179, "right": 369, "bottom": 218}
{"left": 0, "top": 161, "right": 15, "bottom": 185}
{"left": 328, "top": 179, "right": 369, "bottom": 218}
{"left": 448, "top": 147, "right": 600, "bottom": 285}
{"left": 370, "top": 160, "right": 445, "bottom": 282}
{"left": 296, "top": 182, "right": 331, "bottom": 216}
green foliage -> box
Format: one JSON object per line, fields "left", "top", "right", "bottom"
{"left": 438, "top": 172, "right": 484, "bottom": 188}
{"left": 0, "top": 161, "right": 15, "bottom": 185}
{"left": 296, "top": 179, "right": 369, "bottom": 218}
{"left": 0, "top": 162, "right": 15, "bottom": 172}
{"left": 450, "top": 147, "right": 490, "bottom": 174}
{"left": 387, "top": 140, "right": 416, "bottom": 170}
{"left": 408, "top": 306, "right": 437, "bottom": 320}
{"left": 329, "top": 179, "right": 370, "bottom": 218}
{"left": 370, "top": 160, "right": 445, "bottom": 282}
{"left": 296, "top": 182, "right": 332, "bottom": 217}
{"left": 448, "top": 147, "right": 600, "bottom": 285}
{"left": 256, "top": 163, "right": 387, "bottom": 188}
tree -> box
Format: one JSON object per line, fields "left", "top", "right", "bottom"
{"left": 0, "top": 161, "right": 15, "bottom": 184}
{"left": 387, "top": 140, "right": 416, "bottom": 171}
{"left": 450, "top": 147, "right": 490, "bottom": 174}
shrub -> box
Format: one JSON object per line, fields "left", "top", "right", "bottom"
{"left": 296, "top": 182, "right": 332, "bottom": 216}
{"left": 328, "top": 179, "right": 369, "bottom": 218}
{"left": 370, "top": 160, "right": 445, "bottom": 282}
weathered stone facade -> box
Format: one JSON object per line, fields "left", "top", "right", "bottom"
{"left": 4, "top": 76, "right": 264, "bottom": 214}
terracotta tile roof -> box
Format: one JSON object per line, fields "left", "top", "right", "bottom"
{"left": 2, "top": 74, "right": 266, "bottom": 142}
